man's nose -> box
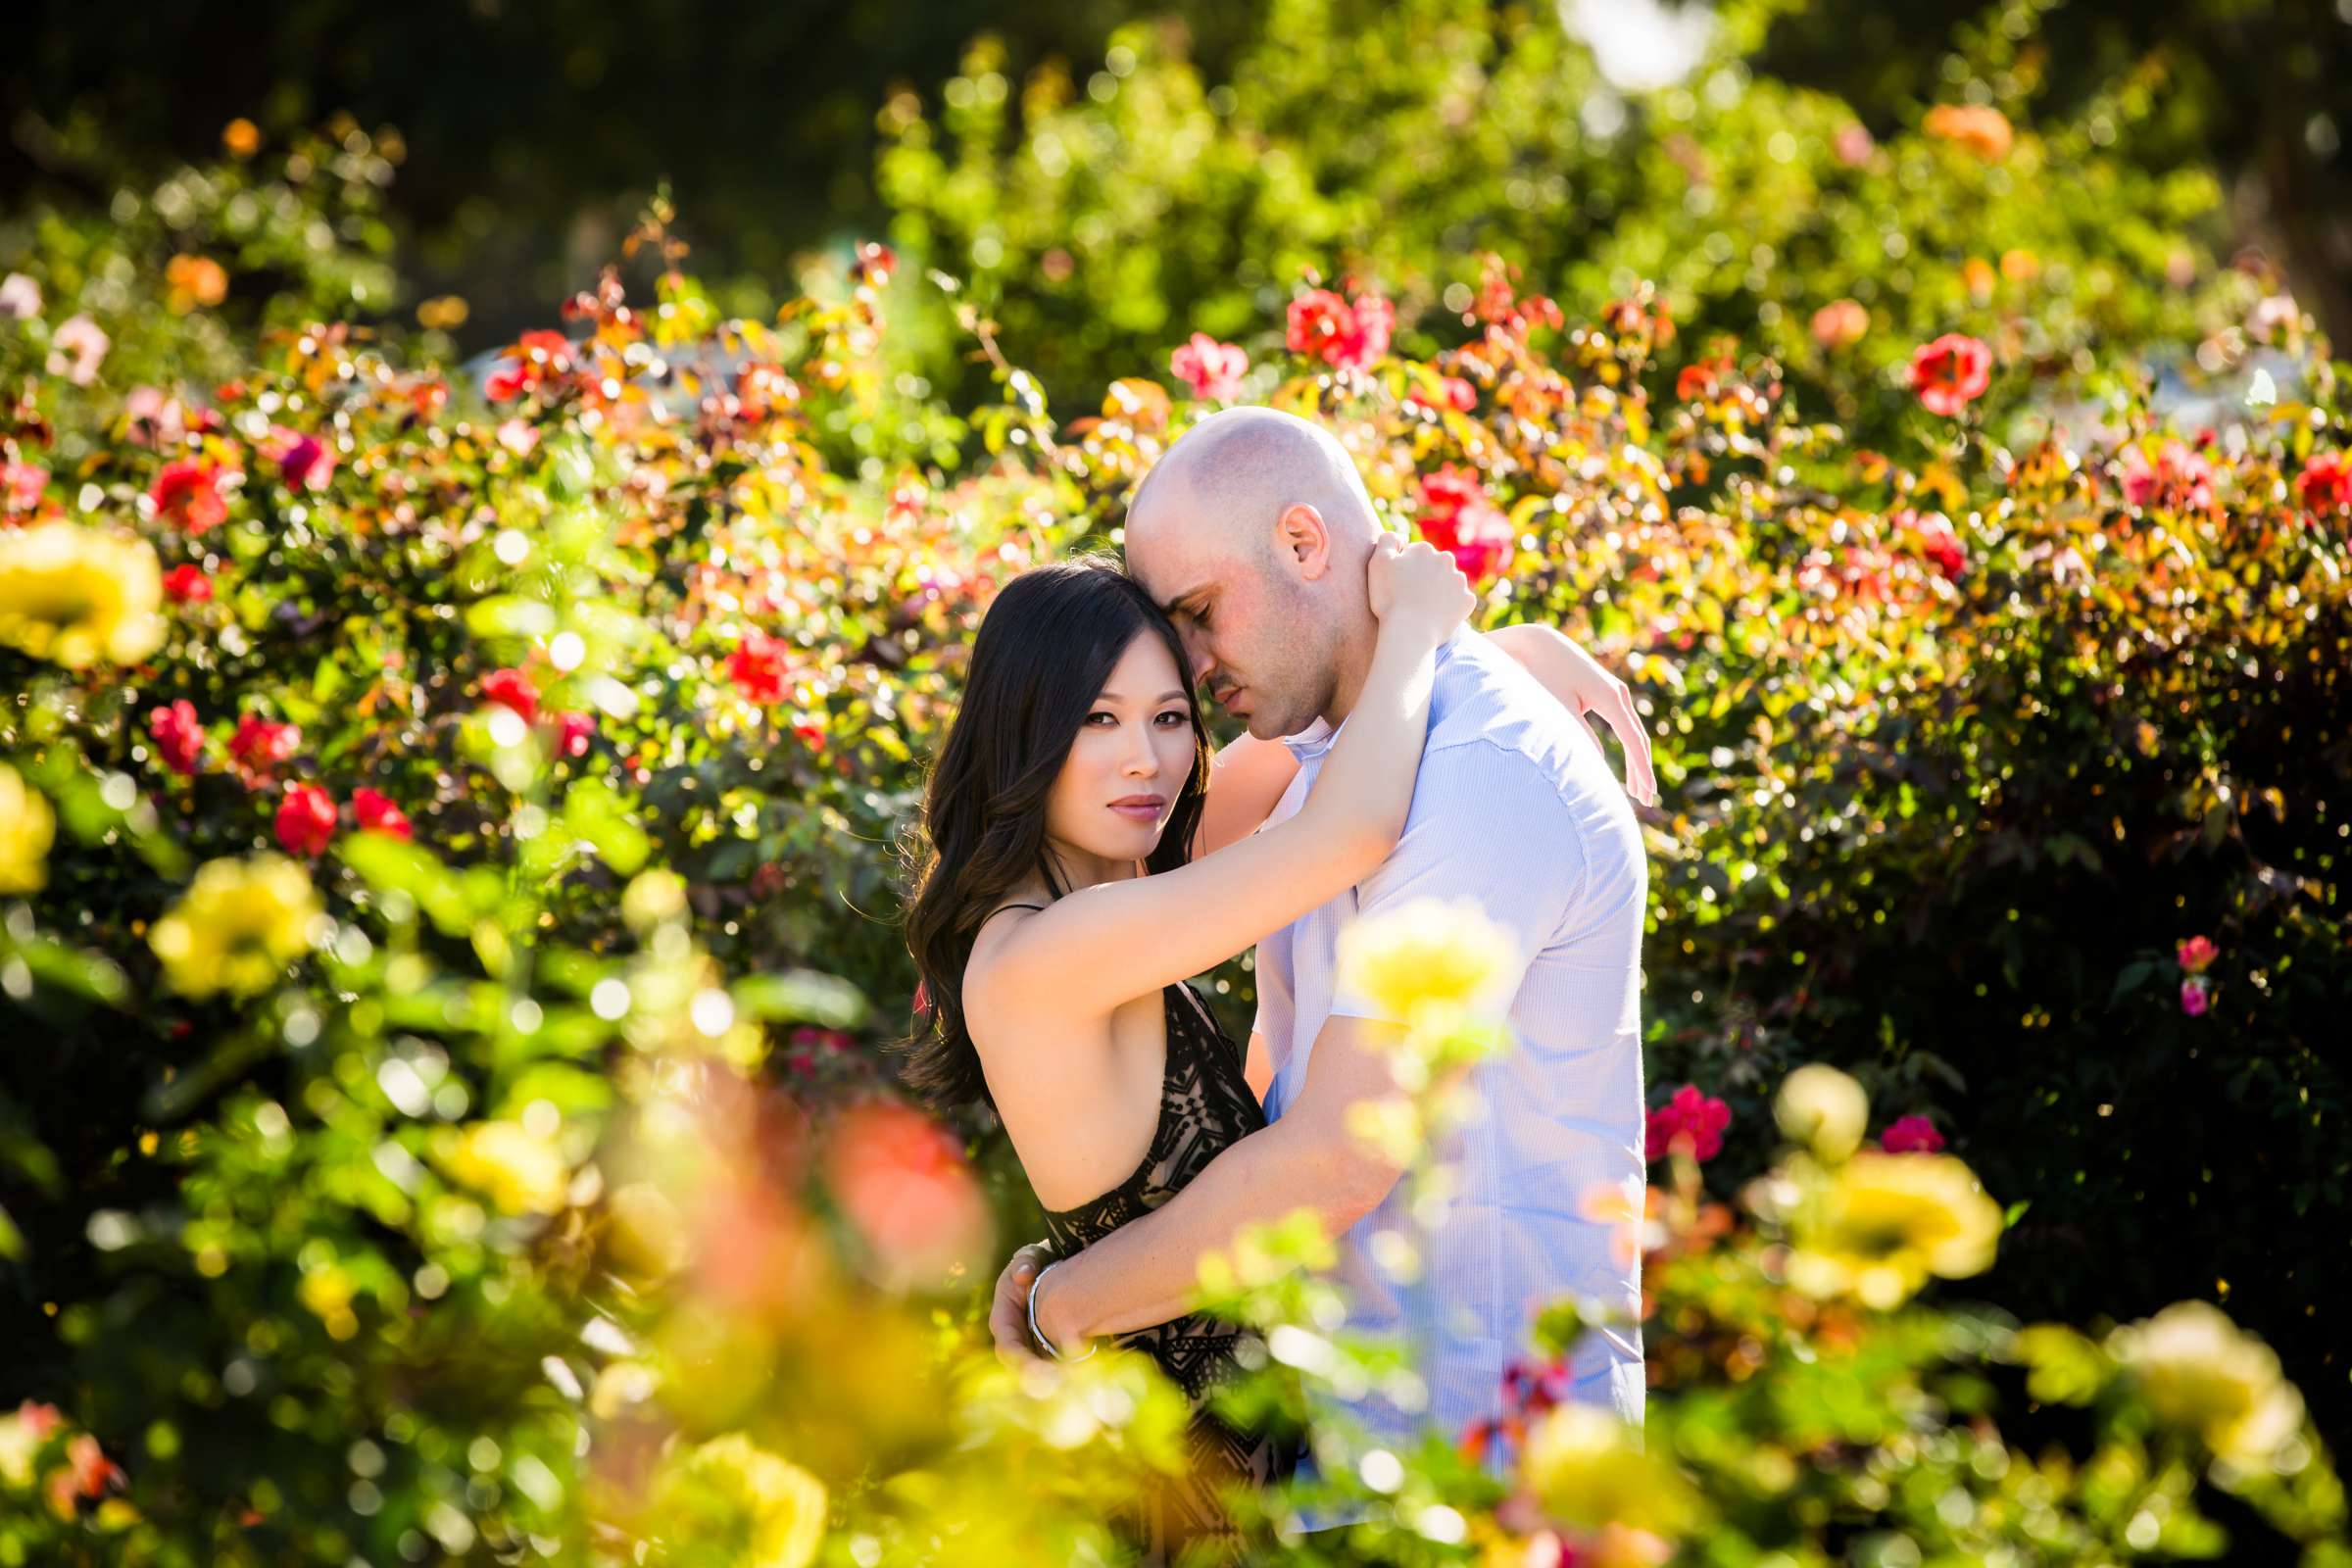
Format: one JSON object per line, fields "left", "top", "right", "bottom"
{"left": 1184, "top": 636, "right": 1215, "bottom": 687}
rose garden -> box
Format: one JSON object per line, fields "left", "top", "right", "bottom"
{"left": 0, "top": 1, "right": 2347, "bottom": 1563}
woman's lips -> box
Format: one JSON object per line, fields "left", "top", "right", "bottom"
{"left": 1109, "top": 798, "right": 1165, "bottom": 821}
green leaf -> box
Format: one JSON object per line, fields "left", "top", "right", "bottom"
{"left": 732, "top": 968, "right": 866, "bottom": 1027}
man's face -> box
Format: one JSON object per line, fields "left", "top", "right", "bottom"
{"left": 1130, "top": 524, "right": 1326, "bottom": 741}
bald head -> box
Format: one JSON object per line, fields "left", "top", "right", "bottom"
{"left": 1126, "top": 407, "right": 1382, "bottom": 565}
{"left": 1121, "top": 408, "right": 1385, "bottom": 739}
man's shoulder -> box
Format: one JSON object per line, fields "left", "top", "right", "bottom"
{"left": 1425, "top": 633, "right": 1602, "bottom": 786}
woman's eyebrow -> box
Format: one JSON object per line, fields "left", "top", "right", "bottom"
{"left": 1094, "top": 689, "right": 1194, "bottom": 705}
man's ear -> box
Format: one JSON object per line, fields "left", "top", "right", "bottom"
{"left": 1276, "top": 503, "right": 1332, "bottom": 580}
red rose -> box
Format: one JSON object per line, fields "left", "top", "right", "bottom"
{"left": 148, "top": 701, "right": 205, "bottom": 775}
{"left": 1909, "top": 333, "right": 1992, "bottom": 416}
{"left": 162, "top": 564, "right": 214, "bottom": 604}
{"left": 1169, "top": 332, "right": 1249, "bottom": 401}
{"left": 480, "top": 667, "right": 540, "bottom": 723}
{"left": 275, "top": 782, "right": 338, "bottom": 858}
{"left": 1897, "top": 509, "right": 1968, "bottom": 580}
{"left": 228, "top": 715, "right": 300, "bottom": 778}
{"left": 727, "top": 632, "right": 792, "bottom": 705}
{"left": 351, "top": 787, "right": 412, "bottom": 840}
{"left": 151, "top": 459, "right": 229, "bottom": 534}
{"left": 1414, "top": 465, "right": 1513, "bottom": 583}
{"left": 2296, "top": 452, "right": 2352, "bottom": 514}
{"left": 1286, "top": 288, "right": 1357, "bottom": 364}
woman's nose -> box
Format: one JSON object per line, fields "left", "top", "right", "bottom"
{"left": 1121, "top": 720, "right": 1160, "bottom": 774}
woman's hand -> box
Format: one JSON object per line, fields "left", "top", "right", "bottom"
{"left": 1366, "top": 533, "right": 1476, "bottom": 644}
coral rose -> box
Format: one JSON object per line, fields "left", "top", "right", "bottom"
{"left": 151, "top": 460, "right": 230, "bottom": 534}
{"left": 1909, "top": 333, "right": 1992, "bottom": 416}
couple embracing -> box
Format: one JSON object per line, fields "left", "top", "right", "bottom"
{"left": 901, "top": 408, "right": 1657, "bottom": 1560}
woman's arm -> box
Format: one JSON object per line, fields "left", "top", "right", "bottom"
{"left": 967, "top": 540, "right": 1473, "bottom": 1029}
{"left": 1189, "top": 731, "right": 1303, "bottom": 859}
{"left": 1484, "top": 622, "right": 1658, "bottom": 807}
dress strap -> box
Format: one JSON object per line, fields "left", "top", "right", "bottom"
{"left": 1169, "top": 980, "right": 1223, "bottom": 1038}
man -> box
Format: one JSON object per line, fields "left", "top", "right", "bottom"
{"left": 988, "top": 406, "right": 1652, "bottom": 1470}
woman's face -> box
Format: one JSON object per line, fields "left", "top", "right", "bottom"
{"left": 1043, "top": 629, "right": 1199, "bottom": 871}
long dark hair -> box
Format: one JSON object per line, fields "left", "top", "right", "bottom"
{"left": 899, "top": 557, "right": 1210, "bottom": 1110}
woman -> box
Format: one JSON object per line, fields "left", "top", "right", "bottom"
{"left": 901, "top": 544, "right": 1648, "bottom": 1559}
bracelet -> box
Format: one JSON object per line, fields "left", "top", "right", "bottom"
{"left": 1026, "top": 1259, "right": 1097, "bottom": 1362}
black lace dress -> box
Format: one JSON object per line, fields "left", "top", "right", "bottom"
{"left": 1035, "top": 978, "right": 1300, "bottom": 1564}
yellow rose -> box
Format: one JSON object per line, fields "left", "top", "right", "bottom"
{"left": 447, "top": 1120, "right": 569, "bottom": 1216}
{"left": 0, "top": 521, "right": 166, "bottom": 669}
{"left": 648, "top": 1433, "right": 827, "bottom": 1568}
{"left": 1774, "top": 1063, "right": 1869, "bottom": 1163}
{"left": 0, "top": 763, "right": 56, "bottom": 895}
{"left": 1336, "top": 896, "right": 1519, "bottom": 1029}
{"left": 621, "top": 869, "right": 688, "bottom": 934}
{"left": 2110, "top": 1300, "right": 2306, "bottom": 1467}
{"left": 1785, "top": 1152, "right": 2002, "bottom": 1309}
{"left": 1520, "top": 1403, "right": 1702, "bottom": 1538}
{"left": 149, "top": 855, "right": 321, "bottom": 999}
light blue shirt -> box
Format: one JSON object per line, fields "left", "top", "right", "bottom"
{"left": 1254, "top": 629, "right": 1648, "bottom": 1462}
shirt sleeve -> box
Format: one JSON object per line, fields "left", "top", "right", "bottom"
{"left": 1328, "top": 741, "right": 1588, "bottom": 1022}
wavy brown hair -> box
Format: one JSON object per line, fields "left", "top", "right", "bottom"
{"left": 898, "top": 558, "right": 1210, "bottom": 1111}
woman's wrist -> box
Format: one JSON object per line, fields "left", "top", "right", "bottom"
{"left": 1028, "top": 1260, "right": 1095, "bottom": 1361}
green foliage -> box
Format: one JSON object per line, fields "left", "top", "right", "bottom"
{"left": 878, "top": 0, "right": 2256, "bottom": 439}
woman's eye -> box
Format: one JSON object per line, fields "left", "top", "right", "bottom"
{"left": 1085, "top": 711, "right": 1116, "bottom": 726}
{"left": 1154, "top": 711, "right": 1188, "bottom": 726}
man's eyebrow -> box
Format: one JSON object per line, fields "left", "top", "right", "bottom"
{"left": 1160, "top": 583, "right": 1213, "bottom": 614}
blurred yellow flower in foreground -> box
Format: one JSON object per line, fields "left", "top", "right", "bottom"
{"left": 1337, "top": 896, "right": 1518, "bottom": 1031}
{"left": 2110, "top": 1300, "right": 2307, "bottom": 1467}
{"left": 448, "top": 1120, "right": 570, "bottom": 1216}
{"left": 149, "top": 855, "right": 321, "bottom": 999}
{"left": 0, "top": 763, "right": 56, "bottom": 895}
{"left": 647, "top": 1433, "right": 826, "bottom": 1568}
{"left": 1785, "top": 1152, "right": 2002, "bottom": 1309}
{"left": 1520, "top": 1403, "right": 1702, "bottom": 1539}
{"left": 1774, "top": 1063, "right": 1868, "bottom": 1163}
{"left": 0, "top": 521, "right": 166, "bottom": 669}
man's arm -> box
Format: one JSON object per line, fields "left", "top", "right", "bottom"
{"left": 1031, "top": 1010, "right": 1409, "bottom": 1348}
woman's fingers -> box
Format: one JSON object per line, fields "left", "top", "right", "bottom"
{"left": 1611, "top": 686, "right": 1658, "bottom": 806}
{"left": 990, "top": 1247, "right": 1049, "bottom": 1368}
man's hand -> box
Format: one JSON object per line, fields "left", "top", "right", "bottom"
{"left": 988, "top": 1242, "right": 1054, "bottom": 1368}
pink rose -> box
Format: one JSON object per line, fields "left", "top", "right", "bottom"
{"left": 1169, "top": 332, "right": 1249, "bottom": 401}
{"left": 2180, "top": 977, "right": 2211, "bottom": 1017}
{"left": 1644, "top": 1083, "right": 1732, "bottom": 1162}
{"left": 1881, "top": 1114, "right": 1946, "bottom": 1154}
{"left": 46, "top": 315, "right": 110, "bottom": 386}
